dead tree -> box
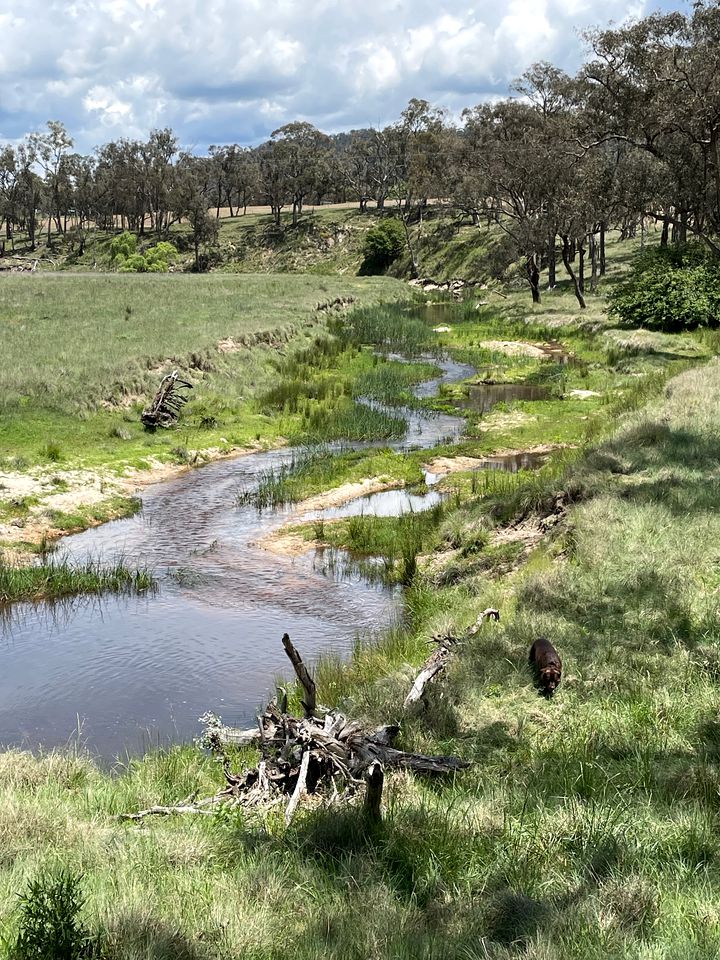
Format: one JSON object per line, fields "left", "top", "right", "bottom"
{"left": 141, "top": 370, "right": 193, "bottom": 430}
{"left": 123, "top": 634, "right": 469, "bottom": 825}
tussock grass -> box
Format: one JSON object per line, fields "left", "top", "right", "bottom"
{"left": 335, "top": 303, "right": 438, "bottom": 355}
{"left": 0, "top": 555, "right": 154, "bottom": 605}
{"left": 237, "top": 447, "right": 424, "bottom": 510}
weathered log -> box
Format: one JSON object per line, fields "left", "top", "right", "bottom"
{"left": 350, "top": 736, "right": 470, "bottom": 774}
{"left": 119, "top": 802, "right": 217, "bottom": 820}
{"left": 364, "top": 762, "right": 384, "bottom": 822}
{"left": 282, "top": 633, "right": 317, "bottom": 716}
{"left": 371, "top": 724, "right": 400, "bottom": 746}
{"left": 285, "top": 749, "right": 310, "bottom": 825}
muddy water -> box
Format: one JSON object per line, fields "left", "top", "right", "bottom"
{"left": 460, "top": 383, "right": 550, "bottom": 415}
{"left": 0, "top": 358, "right": 473, "bottom": 761}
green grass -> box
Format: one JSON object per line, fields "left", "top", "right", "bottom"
{"left": 237, "top": 447, "right": 425, "bottom": 509}
{"left": 0, "top": 272, "right": 409, "bottom": 461}
{"left": 0, "top": 555, "right": 154, "bottom": 604}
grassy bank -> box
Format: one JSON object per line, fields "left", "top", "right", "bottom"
{"left": 2, "top": 355, "right": 720, "bottom": 958}
{"left": 0, "top": 272, "right": 409, "bottom": 554}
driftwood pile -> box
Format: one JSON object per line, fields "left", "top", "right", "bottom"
{"left": 121, "top": 630, "right": 481, "bottom": 825}
{"left": 141, "top": 370, "right": 193, "bottom": 430}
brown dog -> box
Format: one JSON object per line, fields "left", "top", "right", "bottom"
{"left": 529, "top": 637, "right": 562, "bottom": 697}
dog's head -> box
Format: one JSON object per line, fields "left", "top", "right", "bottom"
{"left": 540, "top": 667, "right": 561, "bottom": 696}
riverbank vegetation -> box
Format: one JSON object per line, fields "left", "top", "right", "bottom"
{"left": 2, "top": 351, "right": 720, "bottom": 959}
{"left": 0, "top": 555, "right": 154, "bottom": 605}
{"left": 0, "top": 272, "right": 407, "bottom": 554}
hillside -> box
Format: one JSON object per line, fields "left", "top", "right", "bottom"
{"left": 8, "top": 205, "right": 508, "bottom": 283}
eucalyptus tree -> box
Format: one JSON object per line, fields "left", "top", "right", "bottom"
{"left": 140, "top": 129, "right": 179, "bottom": 237}
{"left": 263, "top": 122, "right": 332, "bottom": 226}
{"left": 28, "top": 120, "right": 73, "bottom": 242}
{"left": 582, "top": 1, "right": 720, "bottom": 254}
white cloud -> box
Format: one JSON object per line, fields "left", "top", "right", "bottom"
{"left": 0, "top": 0, "right": 661, "bottom": 151}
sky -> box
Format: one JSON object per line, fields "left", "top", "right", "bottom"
{"left": 0, "top": 0, "right": 686, "bottom": 154}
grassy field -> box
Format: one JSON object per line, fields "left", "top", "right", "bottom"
{"left": 0, "top": 272, "right": 409, "bottom": 553}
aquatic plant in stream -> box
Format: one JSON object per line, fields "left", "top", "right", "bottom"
{"left": 333, "top": 303, "right": 439, "bottom": 356}
{"left": 235, "top": 447, "right": 341, "bottom": 510}
{"left": 0, "top": 555, "right": 155, "bottom": 605}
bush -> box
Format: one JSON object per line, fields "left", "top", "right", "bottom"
{"left": 109, "top": 231, "right": 137, "bottom": 262}
{"left": 117, "top": 252, "right": 148, "bottom": 273}
{"left": 10, "top": 869, "right": 95, "bottom": 959}
{"left": 608, "top": 243, "right": 720, "bottom": 331}
{"left": 361, "top": 218, "right": 406, "bottom": 273}
{"left": 145, "top": 241, "right": 178, "bottom": 272}
{"left": 115, "top": 240, "right": 178, "bottom": 274}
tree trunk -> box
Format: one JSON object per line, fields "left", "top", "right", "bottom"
{"left": 600, "top": 222, "right": 606, "bottom": 275}
{"left": 547, "top": 235, "right": 556, "bottom": 289}
{"left": 526, "top": 254, "right": 541, "bottom": 304}
{"left": 589, "top": 232, "right": 598, "bottom": 293}
{"left": 561, "top": 235, "right": 586, "bottom": 309}
{"left": 402, "top": 217, "right": 420, "bottom": 279}
{"left": 660, "top": 215, "right": 669, "bottom": 248}
{"left": 577, "top": 237, "right": 586, "bottom": 295}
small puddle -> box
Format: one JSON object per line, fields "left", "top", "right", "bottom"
{"left": 460, "top": 383, "right": 550, "bottom": 415}
{"left": 313, "top": 488, "right": 444, "bottom": 520}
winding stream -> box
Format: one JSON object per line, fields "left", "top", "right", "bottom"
{"left": 0, "top": 357, "right": 474, "bottom": 761}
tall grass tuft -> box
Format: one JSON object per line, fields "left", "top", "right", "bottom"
{"left": 236, "top": 447, "right": 339, "bottom": 509}
{"left": 333, "top": 304, "right": 438, "bottom": 355}
{"left": 0, "top": 555, "right": 155, "bottom": 605}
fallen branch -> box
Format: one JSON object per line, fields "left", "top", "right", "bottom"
{"left": 285, "top": 749, "right": 310, "bottom": 825}
{"left": 404, "top": 608, "right": 501, "bottom": 709}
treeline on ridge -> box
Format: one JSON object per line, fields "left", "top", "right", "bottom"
{"left": 1, "top": 1, "right": 720, "bottom": 309}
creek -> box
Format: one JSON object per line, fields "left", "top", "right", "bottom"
{"left": 0, "top": 338, "right": 557, "bottom": 761}
{"left": 0, "top": 357, "right": 473, "bottom": 760}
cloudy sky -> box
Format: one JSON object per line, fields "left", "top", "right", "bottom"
{"left": 0, "top": 0, "right": 683, "bottom": 153}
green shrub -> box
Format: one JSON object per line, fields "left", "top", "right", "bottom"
{"left": 145, "top": 241, "right": 178, "bottom": 272}
{"left": 112, "top": 236, "right": 178, "bottom": 273}
{"left": 361, "top": 218, "right": 406, "bottom": 272}
{"left": 10, "top": 869, "right": 95, "bottom": 959}
{"left": 117, "top": 252, "right": 148, "bottom": 273}
{"left": 608, "top": 243, "right": 720, "bottom": 331}
{"left": 109, "top": 231, "right": 137, "bottom": 262}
